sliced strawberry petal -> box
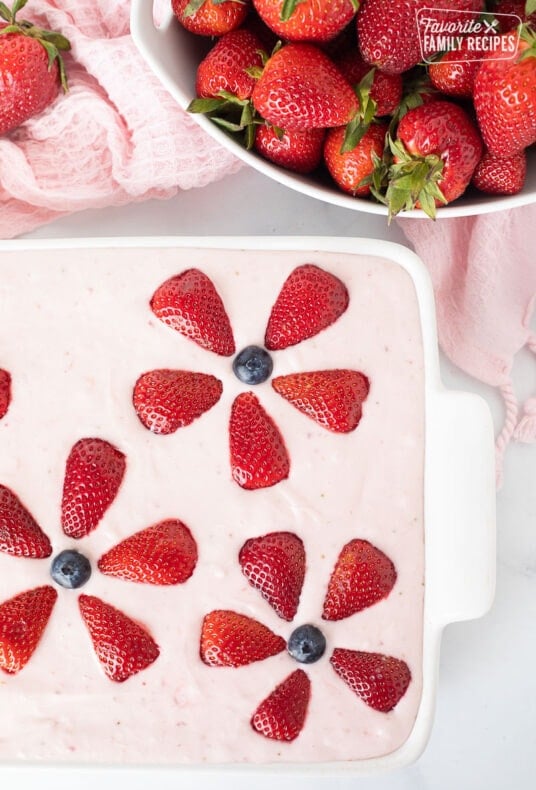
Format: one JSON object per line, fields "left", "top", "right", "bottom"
{"left": 229, "top": 392, "right": 290, "bottom": 490}
{"left": 0, "top": 586, "right": 57, "bottom": 674}
{"left": 98, "top": 519, "right": 198, "bottom": 585}
{"left": 200, "top": 610, "right": 286, "bottom": 667}
{"left": 78, "top": 594, "right": 160, "bottom": 682}
{"left": 322, "top": 539, "right": 396, "bottom": 621}
{"left": 0, "top": 369, "right": 11, "bottom": 420}
{"left": 133, "top": 369, "right": 222, "bottom": 435}
{"left": 251, "top": 669, "right": 311, "bottom": 742}
{"left": 239, "top": 532, "right": 305, "bottom": 621}
{"left": 0, "top": 485, "right": 52, "bottom": 559}
{"left": 272, "top": 369, "right": 370, "bottom": 433}
{"left": 330, "top": 648, "right": 411, "bottom": 712}
{"left": 265, "top": 264, "right": 349, "bottom": 351}
{"left": 150, "top": 269, "right": 235, "bottom": 356}
{"left": 61, "top": 438, "right": 126, "bottom": 539}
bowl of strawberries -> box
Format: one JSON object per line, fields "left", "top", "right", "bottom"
{"left": 131, "top": 0, "right": 536, "bottom": 219}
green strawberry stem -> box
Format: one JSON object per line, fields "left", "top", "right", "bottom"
{"left": 187, "top": 91, "right": 261, "bottom": 150}
{"left": 384, "top": 137, "right": 447, "bottom": 221}
{"left": 526, "top": 0, "right": 536, "bottom": 17}
{"left": 341, "top": 68, "right": 378, "bottom": 153}
{"left": 0, "top": 0, "right": 70, "bottom": 90}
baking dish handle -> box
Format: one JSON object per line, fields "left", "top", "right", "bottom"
{"left": 426, "top": 390, "right": 496, "bottom": 628}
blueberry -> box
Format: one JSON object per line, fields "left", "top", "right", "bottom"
{"left": 233, "top": 345, "right": 273, "bottom": 385}
{"left": 51, "top": 550, "right": 92, "bottom": 589}
{"left": 287, "top": 624, "right": 326, "bottom": 665}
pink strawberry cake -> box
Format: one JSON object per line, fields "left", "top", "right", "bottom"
{"left": 0, "top": 244, "right": 424, "bottom": 765}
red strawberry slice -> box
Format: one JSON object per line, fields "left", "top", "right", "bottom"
{"left": 200, "top": 610, "right": 286, "bottom": 667}
{"left": 251, "top": 669, "right": 311, "bottom": 741}
{"left": 229, "top": 392, "right": 290, "bottom": 490}
{"left": 272, "top": 370, "right": 370, "bottom": 433}
{"left": 0, "top": 586, "right": 57, "bottom": 674}
{"left": 150, "top": 269, "right": 235, "bottom": 356}
{"left": 322, "top": 539, "right": 396, "bottom": 621}
{"left": 133, "top": 369, "right": 223, "bottom": 435}
{"left": 98, "top": 519, "right": 198, "bottom": 585}
{"left": 0, "top": 369, "right": 11, "bottom": 420}
{"left": 78, "top": 594, "right": 160, "bottom": 682}
{"left": 239, "top": 531, "right": 305, "bottom": 621}
{"left": 61, "top": 438, "right": 126, "bottom": 540}
{"left": 265, "top": 264, "right": 349, "bottom": 351}
{"left": 330, "top": 648, "right": 411, "bottom": 712}
{"left": 0, "top": 485, "right": 52, "bottom": 559}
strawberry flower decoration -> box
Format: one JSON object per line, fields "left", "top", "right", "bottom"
{"left": 0, "top": 438, "right": 198, "bottom": 681}
{"left": 133, "top": 265, "right": 370, "bottom": 490}
{"left": 200, "top": 532, "right": 411, "bottom": 742}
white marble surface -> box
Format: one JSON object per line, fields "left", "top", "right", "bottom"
{"left": 4, "top": 167, "right": 535, "bottom": 789}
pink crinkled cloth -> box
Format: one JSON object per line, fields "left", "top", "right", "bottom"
{"left": 0, "top": 0, "right": 242, "bottom": 238}
{"left": 399, "top": 206, "right": 536, "bottom": 485}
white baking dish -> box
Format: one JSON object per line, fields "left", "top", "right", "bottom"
{"left": 0, "top": 236, "right": 495, "bottom": 776}
{"left": 130, "top": 0, "right": 536, "bottom": 219}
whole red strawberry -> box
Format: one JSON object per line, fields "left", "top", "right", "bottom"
{"left": 172, "top": 0, "right": 249, "bottom": 36}
{"left": 323, "top": 122, "right": 388, "bottom": 197}
{"left": 357, "top": 0, "right": 483, "bottom": 75}
{"left": 229, "top": 392, "right": 290, "bottom": 490}
{"left": 61, "top": 438, "right": 126, "bottom": 539}
{"left": 472, "top": 149, "right": 527, "bottom": 194}
{"left": 0, "top": 484, "right": 52, "bottom": 558}
{"left": 200, "top": 610, "right": 286, "bottom": 666}
{"left": 251, "top": 43, "right": 359, "bottom": 130}
{"left": 387, "top": 100, "right": 482, "bottom": 217}
{"left": 0, "top": 368, "right": 11, "bottom": 419}
{"left": 0, "top": 0, "right": 69, "bottom": 135}
{"left": 251, "top": 669, "right": 311, "bottom": 741}
{"left": 429, "top": 35, "right": 483, "bottom": 98}
{"left": 254, "top": 125, "right": 325, "bottom": 173}
{"left": 473, "top": 29, "right": 536, "bottom": 158}
{"left": 272, "top": 369, "right": 370, "bottom": 432}
{"left": 253, "top": 0, "right": 358, "bottom": 43}
{"left": 98, "top": 519, "right": 198, "bottom": 585}
{"left": 195, "top": 28, "right": 265, "bottom": 101}
{"left": 322, "top": 538, "right": 397, "bottom": 620}
{"left": 0, "top": 586, "right": 57, "bottom": 674}
{"left": 239, "top": 531, "right": 306, "bottom": 620}
{"left": 133, "top": 369, "right": 223, "bottom": 435}
{"left": 330, "top": 648, "right": 411, "bottom": 712}
{"left": 79, "top": 594, "right": 160, "bottom": 682}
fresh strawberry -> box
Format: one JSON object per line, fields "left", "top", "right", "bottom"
{"left": 252, "top": 0, "right": 358, "bottom": 43}
{"left": 473, "top": 29, "right": 536, "bottom": 158}
{"left": 133, "top": 369, "right": 223, "bottom": 435}
{"left": 239, "top": 531, "right": 305, "bottom": 621}
{"left": 254, "top": 125, "right": 325, "bottom": 173}
{"left": 336, "top": 53, "right": 403, "bottom": 116}
{"left": 0, "top": 0, "right": 70, "bottom": 135}
{"left": 151, "top": 269, "right": 235, "bottom": 357}
{"left": 200, "top": 610, "right": 286, "bottom": 666}
{"left": 251, "top": 43, "right": 359, "bottom": 130}
{"left": 195, "top": 28, "right": 265, "bottom": 101}
{"left": 251, "top": 669, "right": 311, "bottom": 741}
{"left": 0, "top": 368, "right": 11, "bottom": 419}
{"left": 98, "top": 519, "right": 198, "bottom": 585}
{"left": 387, "top": 100, "right": 482, "bottom": 217}
{"left": 330, "top": 648, "right": 411, "bottom": 712}
{"left": 323, "top": 122, "right": 388, "bottom": 197}
{"left": 357, "top": 0, "right": 483, "bottom": 75}
{"left": 0, "top": 586, "right": 57, "bottom": 674}
{"left": 265, "top": 264, "right": 349, "bottom": 350}
{"left": 272, "top": 370, "right": 370, "bottom": 433}
{"left": 0, "top": 484, "right": 52, "bottom": 558}
{"left": 78, "top": 594, "right": 159, "bottom": 682}
{"left": 171, "top": 0, "right": 249, "bottom": 36}
{"left": 61, "top": 438, "right": 126, "bottom": 539}
{"left": 428, "top": 35, "right": 483, "bottom": 98}
{"left": 472, "top": 149, "right": 527, "bottom": 194}
{"left": 229, "top": 392, "right": 290, "bottom": 490}
{"left": 322, "top": 539, "right": 396, "bottom": 620}
{"left": 494, "top": 0, "right": 536, "bottom": 31}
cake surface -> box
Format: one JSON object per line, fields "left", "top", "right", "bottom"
{"left": 0, "top": 245, "right": 424, "bottom": 765}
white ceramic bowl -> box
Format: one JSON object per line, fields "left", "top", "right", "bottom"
{"left": 0, "top": 235, "right": 496, "bottom": 774}
{"left": 131, "top": 0, "right": 536, "bottom": 219}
